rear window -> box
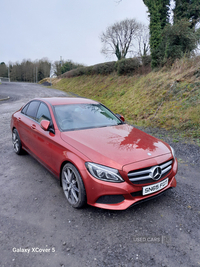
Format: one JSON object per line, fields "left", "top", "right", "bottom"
{"left": 21, "top": 103, "right": 29, "bottom": 114}
{"left": 25, "top": 101, "right": 40, "bottom": 120}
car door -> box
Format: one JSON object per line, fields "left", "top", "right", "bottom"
{"left": 17, "top": 100, "right": 40, "bottom": 151}
{"left": 29, "top": 101, "right": 58, "bottom": 174}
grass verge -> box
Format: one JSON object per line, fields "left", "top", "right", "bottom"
{"left": 49, "top": 57, "right": 200, "bottom": 144}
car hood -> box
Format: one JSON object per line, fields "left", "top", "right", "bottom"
{"left": 60, "top": 124, "right": 172, "bottom": 169}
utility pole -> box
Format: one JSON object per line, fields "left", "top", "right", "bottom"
{"left": 36, "top": 66, "right": 37, "bottom": 83}
{"left": 8, "top": 65, "right": 10, "bottom": 82}
{"left": 50, "top": 63, "right": 52, "bottom": 86}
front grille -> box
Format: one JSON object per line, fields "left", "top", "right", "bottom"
{"left": 128, "top": 160, "right": 173, "bottom": 185}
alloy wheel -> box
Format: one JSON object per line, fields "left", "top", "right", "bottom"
{"left": 12, "top": 130, "right": 20, "bottom": 153}
{"left": 62, "top": 166, "right": 80, "bottom": 205}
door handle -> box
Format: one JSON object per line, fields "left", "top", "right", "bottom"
{"left": 31, "top": 124, "right": 36, "bottom": 130}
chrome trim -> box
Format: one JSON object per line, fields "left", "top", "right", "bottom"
{"left": 128, "top": 160, "right": 173, "bottom": 183}
{"left": 162, "top": 165, "right": 172, "bottom": 174}
{"left": 160, "top": 160, "right": 173, "bottom": 170}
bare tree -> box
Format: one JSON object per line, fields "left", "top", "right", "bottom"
{"left": 100, "top": 18, "right": 141, "bottom": 60}
{"left": 136, "top": 24, "right": 150, "bottom": 57}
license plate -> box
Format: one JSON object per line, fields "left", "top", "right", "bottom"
{"left": 142, "top": 178, "right": 169, "bottom": 196}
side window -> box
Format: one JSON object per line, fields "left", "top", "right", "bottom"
{"left": 21, "top": 103, "right": 29, "bottom": 114}
{"left": 26, "top": 101, "right": 40, "bottom": 120}
{"left": 36, "top": 102, "right": 51, "bottom": 123}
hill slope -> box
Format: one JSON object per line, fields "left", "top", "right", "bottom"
{"left": 51, "top": 57, "right": 200, "bottom": 141}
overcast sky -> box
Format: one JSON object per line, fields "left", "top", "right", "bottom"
{"left": 1, "top": 0, "right": 148, "bottom": 66}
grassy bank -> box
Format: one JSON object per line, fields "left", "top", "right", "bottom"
{"left": 50, "top": 57, "right": 200, "bottom": 141}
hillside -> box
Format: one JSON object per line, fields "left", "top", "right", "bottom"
{"left": 50, "top": 57, "right": 200, "bottom": 143}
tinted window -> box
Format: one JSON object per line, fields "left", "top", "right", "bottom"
{"left": 54, "top": 103, "right": 122, "bottom": 131}
{"left": 21, "top": 103, "right": 29, "bottom": 114}
{"left": 26, "top": 101, "right": 40, "bottom": 120}
{"left": 36, "top": 103, "right": 51, "bottom": 122}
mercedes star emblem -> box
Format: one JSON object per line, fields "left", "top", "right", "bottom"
{"left": 150, "top": 166, "right": 162, "bottom": 181}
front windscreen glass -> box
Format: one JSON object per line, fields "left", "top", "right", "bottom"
{"left": 54, "top": 103, "right": 122, "bottom": 131}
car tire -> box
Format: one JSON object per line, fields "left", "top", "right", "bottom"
{"left": 61, "top": 163, "right": 86, "bottom": 208}
{"left": 12, "top": 129, "right": 23, "bottom": 155}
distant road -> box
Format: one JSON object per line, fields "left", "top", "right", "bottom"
{"left": 0, "top": 81, "right": 68, "bottom": 103}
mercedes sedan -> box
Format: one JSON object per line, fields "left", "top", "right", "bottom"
{"left": 11, "top": 97, "right": 177, "bottom": 210}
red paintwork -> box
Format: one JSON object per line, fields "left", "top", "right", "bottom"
{"left": 40, "top": 120, "right": 50, "bottom": 131}
{"left": 61, "top": 124, "right": 172, "bottom": 169}
{"left": 11, "top": 97, "right": 178, "bottom": 210}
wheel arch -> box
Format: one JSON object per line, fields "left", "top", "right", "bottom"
{"left": 59, "top": 156, "right": 87, "bottom": 188}
{"left": 59, "top": 160, "right": 71, "bottom": 187}
{"left": 12, "top": 127, "right": 24, "bottom": 155}
{"left": 60, "top": 160, "right": 87, "bottom": 208}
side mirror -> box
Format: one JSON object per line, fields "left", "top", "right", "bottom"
{"left": 116, "top": 114, "right": 125, "bottom": 122}
{"left": 40, "top": 120, "right": 50, "bottom": 131}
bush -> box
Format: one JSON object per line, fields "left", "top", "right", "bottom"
{"left": 61, "top": 61, "right": 116, "bottom": 78}
{"left": 142, "top": 55, "right": 151, "bottom": 66}
{"left": 61, "top": 67, "right": 86, "bottom": 78}
{"left": 61, "top": 58, "right": 149, "bottom": 78}
{"left": 115, "top": 58, "right": 141, "bottom": 75}
{"left": 92, "top": 61, "right": 116, "bottom": 75}
{"left": 61, "top": 61, "right": 85, "bottom": 74}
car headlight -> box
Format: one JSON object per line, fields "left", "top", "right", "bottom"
{"left": 170, "top": 146, "right": 175, "bottom": 159}
{"left": 85, "top": 162, "right": 124, "bottom": 183}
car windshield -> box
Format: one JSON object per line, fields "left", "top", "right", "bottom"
{"left": 54, "top": 103, "right": 122, "bottom": 131}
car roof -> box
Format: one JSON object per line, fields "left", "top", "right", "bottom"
{"left": 34, "top": 97, "right": 99, "bottom": 106}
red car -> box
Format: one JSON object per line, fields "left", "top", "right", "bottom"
{"left": 11, "top": 97, "right": 177, "bottom": 210}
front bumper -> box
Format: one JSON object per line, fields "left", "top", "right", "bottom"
{"left": 81, "top": 157, "right": 178, "bottom": 210}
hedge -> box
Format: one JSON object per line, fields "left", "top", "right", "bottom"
{"left": 61, "top": 57, "right": 151, "bottom": 78}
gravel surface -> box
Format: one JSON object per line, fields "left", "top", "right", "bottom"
{"left": 0, "top": 82, "right": 199, "bottom": 267}
{"left": 136, "top": 127, "right": 200, "bottom": 168}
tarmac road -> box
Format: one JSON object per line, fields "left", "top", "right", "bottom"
{"left": 0, "top": 82, "right": 199, "bottom": 267}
